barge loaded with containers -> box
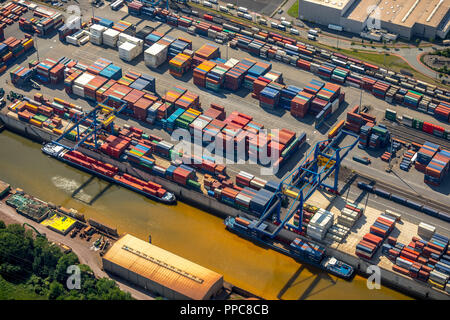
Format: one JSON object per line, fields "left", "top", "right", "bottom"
{"left": 224, "top": 216, "right": 355, "bottom": 280}
{"left": 41, "top": 143, "right": 176, "bottom": 204}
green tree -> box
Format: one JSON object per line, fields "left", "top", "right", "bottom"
{"left": 54, "top": 252, "right": 79, "bottom": 284}
{"left": 48, "top": 281, "right": 65, "bottom": 300}
{"left": 0, "top": 224, "right": 34, "bottom": 281}
{"left": 0, "top": 221, "right": 5, "bottom": 229}
{"left": 32, "top": 237, "right": 63, "bottom": 279}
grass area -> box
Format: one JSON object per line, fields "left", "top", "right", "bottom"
{"left": 0, "top": 276, "right": 46, "bottom": 300}
{"left": 339, "top": 48, "right": 446, "bottom": 87}
{"left": 287, "top": 1, "right": 299, "bottom": 18}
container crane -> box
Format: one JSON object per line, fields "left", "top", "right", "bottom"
{"left": 248, "top": 129, "right": 359, "bottom": 239}
{"left": 52, "top": 96, "right": 127, "bottom": 152}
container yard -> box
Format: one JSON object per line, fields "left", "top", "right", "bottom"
{"left": 0, "top": 0, "right": 449, "bottom": 303}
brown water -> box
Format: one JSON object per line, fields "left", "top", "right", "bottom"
{"left": 0, "top": 130, "right": 411, "bottom": 300}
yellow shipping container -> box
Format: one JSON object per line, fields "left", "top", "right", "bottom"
{"left": 283, "top": 188, "right": 299, "bottom": 199}
{"left": 53, "top": 128, "right": 63, "bottom": 135}
{"left": 26, "top": 103, "right": 38, "bottom": 113}
{"left": 29, "top": 119, "right": 42, "bottom": 127}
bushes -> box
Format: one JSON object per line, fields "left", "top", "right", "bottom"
{"left": 0, "top": 220, "right": 133, "bottom": 300}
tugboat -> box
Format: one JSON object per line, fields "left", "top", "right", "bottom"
{"left": 42, "top": 143, "right": 176, "bottom": 205}
{"left": 224, "top": 216, "right": 354, "bottom": 280}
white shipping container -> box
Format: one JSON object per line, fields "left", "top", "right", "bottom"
{"left": 144, "top": 43, "right": 168, "bottom": 68}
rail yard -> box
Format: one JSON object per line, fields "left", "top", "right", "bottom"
{"left": 0, "top": 0, "right": 449, "bottom": 302}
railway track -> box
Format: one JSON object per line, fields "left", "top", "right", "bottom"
{"left": 354, "top": 174, "right": 449, "bottom": 215}
{"left": 382, "top": 120, "right": 450, "bottom": 150}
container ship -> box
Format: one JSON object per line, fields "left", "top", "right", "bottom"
{"left": 41, "top": 143, "right": 176, "bottom": 204}
{"left": 224, "top": 216, "right": 354, "bottom": 280}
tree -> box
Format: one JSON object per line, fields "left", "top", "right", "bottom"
{"left": 48, "top": 281, "right": 65, "bottom": 300}
{"left": 32, "top": 237, "right": 63, "bottom": 279}
{"left": 0, "top": 224, "right": 34, "bottom": 281}
{"left": 0, "top": 221, "right": 5, "bottom": 229}
{"left": 54, "top": 252, "right": 79, "bottom": 284}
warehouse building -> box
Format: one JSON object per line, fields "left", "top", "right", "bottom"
{"left": 298, "top": 0, "right": 450, "bottom": 40}
{"left": 102, "top": 234, "right": 224, "bottom": 300}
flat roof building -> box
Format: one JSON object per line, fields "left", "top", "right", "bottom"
{"left": 298, "top": 0, "right": 450, "bottom": 40}
{"left": 102, "top": 234, "right": 224, "bottom": 300}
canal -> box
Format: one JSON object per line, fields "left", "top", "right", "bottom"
{"left": 0, "top": 130, "right": 411, "bottom": 299}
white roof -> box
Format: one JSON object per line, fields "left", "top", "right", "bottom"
{"left": 145, "top": 43, "right": 168, "bottom": 55}
{"left": 74, "top": 72, "right": 96, "bottom": 86}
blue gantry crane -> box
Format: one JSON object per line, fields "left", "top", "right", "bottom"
{"left": 248, "top": 129, "right": 360, "bottom": 238}
{"left": 52, "top": 96, "right": 128, "bottom": 151}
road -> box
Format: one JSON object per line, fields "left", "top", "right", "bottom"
{"left": 0, "top": 201, "right": 154, "bottom": 300}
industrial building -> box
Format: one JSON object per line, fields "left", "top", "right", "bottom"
{"left": 102, "top": 234, "right": 224, "bottom": 300}
{"left": 298, "top": 0, "right": 450, "bottom": 40}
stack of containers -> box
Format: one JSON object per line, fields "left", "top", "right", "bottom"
{"left": 84, "top": 75, "right": 108, "bottom": 101}
{"left": 102, "top": 28, "right": 120, "bottom": 47}
{"left": 251, "top": 77, "right": 270, "bottom": 99}
{"left": 356, "top": 233, "right": 383, "bottom": 260}
{"left": 155, "top": 140, "right": 173, "bottom": 158}
{"left": 220, "top": 187, "right": 240, "bottom": 206}
{"left": 259, "top": 85, "right": 280, "bottom": 109}
{"left": 279, "top": 85, "right": 302, "bottom": 110}
{"left": 236, "top": 171, "right": 254, "bottom": 187}
{"left": 331, "top": 66, "right": 348, "bottom": 83}
{"left": 290, "top": 90, "right": 314, "bottom": 118}
{"left": 317, "top": 63, "right": 334, "bottom": 79}
{"left": 235, "top": 187, "right": 256, "bottom": 211}
{"left": 189, "top": 114, "right": 212, "bottom": 135}
{"left": 36, "top": 58, "right": 57, "bottom": 83}
{"left": 175, "top": 108, "right": 201, "bottom": 130}
{"left": 404, "top": 90, "right": 423, "bottom": 108}
{"left": 356, "top": 213, "right": 395, "bottom": 260}
{"left": 144, "top": 43, "right": 168, "bottom": 68}
{"left": 72, "top": 72, "right": 96, "bottom": 98}
{"left": 112, "top": 20, "right": 133, "bottom": 33}
{"left": 89, "top": 24, "right": 107, "bottom": 45}
{"left": 203, "top": 119, "right": 226, "bottom": 143}
{"left": 372, "top": 81, "right": 390, "bottom": 99}
{"left": 307, "top": 208, "right": 334, "bottom": 241}
{"left": 10, "top": 66, "right": 33, "bottom": 86}
{"left": 166, "top": 108, "right": 184, "bottom": 133}
{"left": 249, "top": 188, "right": 275, "bottom": 216}
{"left": 358, "top": 124, "right": 372, "bottom": 148}
{"left": 193, "top": 60, "right": 216, "bottom": 87}
{"left": 163, "top": 85, "right": 186, "bottom": 106}
{"left": 224, "top": 59, "right": 256, "bottom": 90}
{"left": 145, "top": 31, "right": 162, "bottom": 46}
{"left": 424, "top": 149, "right": 450, "bottom": 186}
{"left": 205, "top": 63, "right": 230, "bottom": 92}
{"left": 172, "top": 165, "right": 195, "bottom": 186}
{"left": 175, "top": 91, "right": 200, "bottom": 110}
{"left": 434, "top": 102, "right": 450, "bottom": 123}
{"left": 127, "top": 1, "right": 143, "bottom": 15}
{"left": 132, "top": 96, "right": 154, "bottom": 121}
{"left": 169, "top": 53, "right": 191, "bottom": 77}
{"left": 415, "top": 141, "right": 440, "bottom": 172}
{"left": 99, "top": 64, "right": 122, "bottom": 80}
{"left": 194, "top": 43, "right": 220, "bottom": 61}
{"left": 168, "top": 39, "right": 191, "bottom": 59}
{"left": 100, "top": 135, "right": 131, "bottom": 159}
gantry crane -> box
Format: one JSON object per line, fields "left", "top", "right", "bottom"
{"left": 52, "top": 96, "right": 127, "bottom": 151}
{"left": 248, "top": 129, "right": 360, "bottom": 238}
